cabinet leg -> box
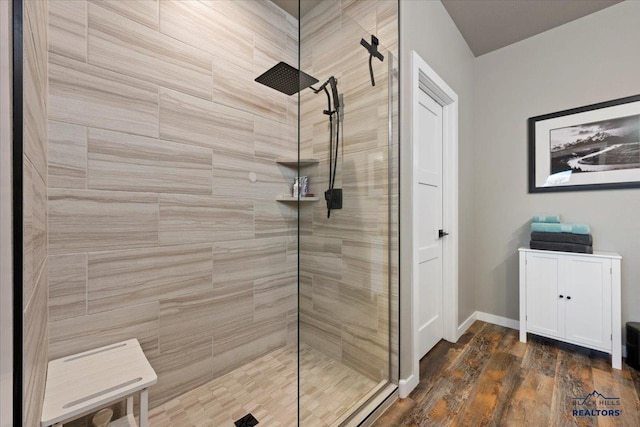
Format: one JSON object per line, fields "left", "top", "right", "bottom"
{"left": 126, "top": 396, "right": 133, "bottom": 415}
{"left": 612, "top": 348, "right": 622, "bottom": 370}
{"left": 519, "top": 328, "right": 527, "bottom": 343}
{"left": 140, "top": 389, "right": 149, "bottom": 427}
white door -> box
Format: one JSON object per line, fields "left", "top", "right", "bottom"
{"left": 564, "top": 256, "right": 611, "bottom": 350}
{"left": 525, "top": 252, "right": 563, "bottom": 339}
{"left": 414, "top": 90, "right": 444, "bottom": 358}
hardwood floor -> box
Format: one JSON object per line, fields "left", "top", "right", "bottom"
{"left": 375, "top": 321, "right": 640, "bottom": 427}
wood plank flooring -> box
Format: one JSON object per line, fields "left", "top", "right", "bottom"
{"left": 375, "top": 321, "right": 640, "bottom": 427}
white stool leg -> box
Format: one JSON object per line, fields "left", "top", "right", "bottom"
{"left": 139, "top": 389, "right": 149, "bottom": 427}
{"left": 126, "top": 396, "right": 134, "bottom": 415}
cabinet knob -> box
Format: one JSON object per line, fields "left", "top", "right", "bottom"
{"left": 566, "top": 296, "right": 572, "bottom": 300}
{"left": 559, "top": 295, "right": 564, "bottom": 298}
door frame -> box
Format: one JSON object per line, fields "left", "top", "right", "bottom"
{"left": 403, "top": 51, "right": 458, "bottom": 397}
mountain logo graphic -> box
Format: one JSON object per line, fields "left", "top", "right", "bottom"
{"left": 573, "top": 390, "right": 619, "bottom": 406}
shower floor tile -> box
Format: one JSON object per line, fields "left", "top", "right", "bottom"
{"left": 148, "top": 344, "right": 378, "bottom": 427}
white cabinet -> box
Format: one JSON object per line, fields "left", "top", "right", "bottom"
{"left": 519, "top": 247, "right": 622, "bottom": 369}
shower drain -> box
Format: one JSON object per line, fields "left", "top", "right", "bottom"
{"left": 234, "top": 413, "right": 259, "bottom": 427}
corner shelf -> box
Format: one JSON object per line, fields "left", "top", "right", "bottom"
{"left": 275, "top": 158, "right": 320, "bottom": 168}
{"left": 275, "top": 159, "right": 320, "bottom": 203}
{"left": 276, "top": 196, "right": 320, "bottom": 202}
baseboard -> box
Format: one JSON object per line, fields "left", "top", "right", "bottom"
{"left": 456, "top": 312, "right": 477, "bottom": 340}
{"left": 476, "top": 311, "right": 519, "bottom": 330}
{"left": 398, "top": 374, "right": 418, "bottom": 399}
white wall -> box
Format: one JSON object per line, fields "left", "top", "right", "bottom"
{"left": 399, "top": 0, "right": 475, "bottom": 380}
{"left": 473, "top": 1, "right": 640, "bottom": 332}
{"left": 0, "top": 0, "right": 13, "bottom": 425}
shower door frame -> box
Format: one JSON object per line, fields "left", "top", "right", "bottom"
{"left": 9, "top": 0, "right": 24, "bottom": 424}
{"left": 1, "top": 0, "right": 16, "bottom": 424}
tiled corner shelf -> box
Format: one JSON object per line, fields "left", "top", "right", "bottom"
{"left": 275, "top": 158, "right": 320, "bottom": 168}
{"left": 275, "top": 159, "right": 320, "bottom": 203}
{"left": 276, "top": 196, "right": 320, "bottom": 202}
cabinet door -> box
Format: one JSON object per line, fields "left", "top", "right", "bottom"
{"left": 525, "top": 253, "right": 563, "bottom": 339}
{"left": 564, "top": 256, "right": 611, "bottom": 351}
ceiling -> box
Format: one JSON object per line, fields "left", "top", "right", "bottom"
{"left": 441, "top": 0, "right": 623, "bottom": 56}
{"left": 272, "top": 0, "right": 623, "bottom": 57}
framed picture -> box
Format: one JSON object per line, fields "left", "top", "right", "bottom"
{"left": 529, "top": 94, "right": 640, "bottom": 193}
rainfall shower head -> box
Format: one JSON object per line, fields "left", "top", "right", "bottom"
{"left": 255, "top": 62, "right": 319, "bottom": 96}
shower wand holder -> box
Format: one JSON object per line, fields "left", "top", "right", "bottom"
{"left": 325, "top": 188, "right": 342, "bottom": 210}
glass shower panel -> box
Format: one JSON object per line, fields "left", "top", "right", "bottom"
{"left": 298, "top": 1, "right": 398, "bottom": 425}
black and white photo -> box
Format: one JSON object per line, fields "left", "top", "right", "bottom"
{"left": 529, "top": 95, "right": 640, "bottom": 192}
{"left": 550, "top": 115, "right": 640, "bottom": 174}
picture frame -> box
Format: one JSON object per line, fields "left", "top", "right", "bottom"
{"left": 528, "top": 94, "right": 640, "bottom": 193}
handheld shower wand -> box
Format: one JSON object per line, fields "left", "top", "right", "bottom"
{"left": 313, "top": 77, "right": 342, "bottom": 218}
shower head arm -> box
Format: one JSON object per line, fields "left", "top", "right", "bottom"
{"left": 312, "top": 76, "right": 340, "bottom": 114}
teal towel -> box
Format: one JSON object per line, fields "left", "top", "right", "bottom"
{"left": 531, "top": 215, "right": 561, "bottom": 223}
{"left": 531, "top": 222, "right": 591, "bottom": 235}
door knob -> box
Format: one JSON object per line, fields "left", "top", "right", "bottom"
{"left": 438, "top": 229, "right": 449, "bottom": 238}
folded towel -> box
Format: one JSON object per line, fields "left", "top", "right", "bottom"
{"left": 531, "top": 231, "right": 593, "bottom": 246}
{"left": 531, "top": 222, "right": 591, "bottom": 235}
{"left": 531, "top": 215, "right": 561, "bottom": 223}
{"left": 530, "top": 240, "right": 593, "bottom": 254}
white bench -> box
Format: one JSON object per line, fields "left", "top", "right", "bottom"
{"left": 41, "top": 339, "right": 157, "bottom": 427}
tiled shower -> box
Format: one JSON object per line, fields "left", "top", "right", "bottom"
{"left": 20, "top": 0, "right": 398, "bottom": 425}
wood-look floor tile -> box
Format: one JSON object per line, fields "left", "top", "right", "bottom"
{"left": 48, "top": 189, "right": 158, "bottom": 254}
{"left": 376, "top": 322, "right": 640, "bottom": 427}
{"left": 87, "top": 128, "right": 212, "bottom": 195}
{"left": 88, "top": 2, "right": 212, "bottom": 100}
{"left": 48, "top": 253, "right": 87, "bottom": 321}
{"left": 48, "top": 121, "right": 87, "bottom": 189}
{"left": 158, "top": 194, "right": 253, "bottom": 245}
{"left": 88, "top": 244, "right": 213, "bottom": 314}
{"left": 49, "top": 53, "right": 159, "bottom": 138}
{"left": 49, "top": 0, "right": 87, "bottom": 62}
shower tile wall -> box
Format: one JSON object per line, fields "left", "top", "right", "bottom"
{"left": 46, "top": 0, "right": 298, "bottom": 407}
{"left": 299, "top": 0, "right": 398, "bottom": 383}
{"left": 23, "top": 0, "right": 49, "bottom": 425}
